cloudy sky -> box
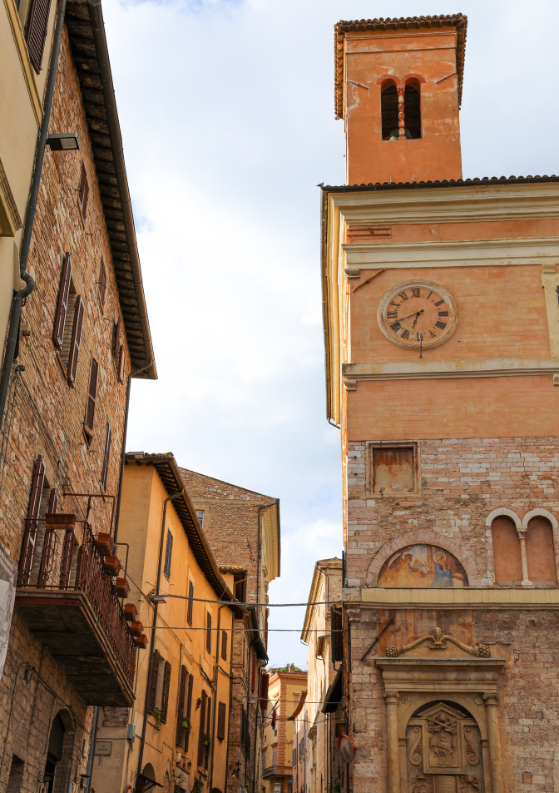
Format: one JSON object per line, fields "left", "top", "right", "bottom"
{"left": 105, "top": 0, "right": 559, "bottom": 667}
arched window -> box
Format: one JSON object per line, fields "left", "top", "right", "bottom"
{"left": 491, "top": 517, "right": 522, "bottom": 584}
{"left": 381, "top": 81, "right": 399, "bottom": 140}
{"left": 526, "top": 517, "right": 557, "bottom": 585}
{"left": 404, "top": 80, "right": 422, "bottom": 138}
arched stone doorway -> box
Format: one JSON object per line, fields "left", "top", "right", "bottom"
{"left": 43, "top": 709, "right": 75, "bottom": 793}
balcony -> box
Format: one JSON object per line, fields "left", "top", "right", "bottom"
{"left": 263, "top": 765, "right": 292, "bottom": 779}
{"left": 16, "top": 515, "right": 136, "bottom": 706}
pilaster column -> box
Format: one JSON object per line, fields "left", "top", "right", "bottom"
{"left": 397, "top": 86, "right": 406, "bottom": 139}
{"left": 484, "top": 694, "right": 505, "bottom": 793}
{"left": 518, "top": 530, "right": 532, "bottom": 586}
{"left": 385, "top": 692, "right": 400, "bottom": 793}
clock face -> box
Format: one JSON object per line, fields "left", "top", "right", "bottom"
{"left": 378, "top": 280, "right": 458, "bottom": 349}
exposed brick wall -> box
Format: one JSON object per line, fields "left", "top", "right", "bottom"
{"left": 346, "top": 436, "right": 559, "bottom": 588}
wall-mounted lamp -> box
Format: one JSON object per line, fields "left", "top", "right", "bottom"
{"left": 148, "top": 594, "right": 167, "bottom": 604}
{"left": 47, "top": 133, "right": 80, "bottom": 151}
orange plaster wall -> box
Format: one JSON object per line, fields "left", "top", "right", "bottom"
{"left": 347, "top": 375, "right": 559, "bottom": 440}
{"left": 350, "top": 265, "right": 550, "bottom": 362}
{"left": 348, "top": 218, "right": 559, "bottom": 245}
{"left": 345, "top": 30, "right": 462, "bottom": 185}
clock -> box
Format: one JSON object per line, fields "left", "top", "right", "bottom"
{"left": 378, "top": 280, "right": 457, "bottom": 350}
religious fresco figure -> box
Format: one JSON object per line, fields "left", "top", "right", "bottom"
{"left": 378, "top": 545, "right": 468, "bottom": 588}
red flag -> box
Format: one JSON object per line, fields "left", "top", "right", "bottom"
{"left": 271, "top": 708, "right": 276, "bottom": 729}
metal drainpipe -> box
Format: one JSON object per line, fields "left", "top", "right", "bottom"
{"left": 113, "top": 358, "right": 152, "bottom": 543}
{"left": 135, "top": 488, "right": 184, "bottom": 791}
{"left": 84, "top": 705, "right": 100, "bottom": 793}
{"left": 0, "top": 0, "right": 68, "bottom": 427}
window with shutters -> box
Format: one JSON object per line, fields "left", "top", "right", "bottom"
{"left": 204, "top": 696, "right": 211, "bottom": 769}
{"left": 118, "top": 344, "right": 126, "bottom": 384}
{"left": 100, "top": 420, "right": 112, "bottom": 492}
{"left": 53, "top": 253, "right": 72, "bottom": 352}
{"left": 176, "top": 665, "right": 187, "bottom": 747}
{"left": 54, "top": 254, "right": 85, "bottom": 387}
{"left": 148, "top": 649, "right": 161, "bottom": 714}
{"left": 206, "top": 612, "right": 212, "bottom": 654}
{"left": 97, "top": 259, "right": 106, "bottom": 310}
{"left": 19, "top": 457, "right": 57, "bottom": 587}
{"left": 163, "top": 529, "right": 173, "bottom": 581}
{"left": 24, "top": 0, "right": 53, "bottom": 72}
{"left": 251, "top": 651, "right": 256, "bottom": 691}
{"left": 196, "top": 510, "right": 204, "bottom": 527}
{"left": 217, "top": 702, "right": 226, "bottom": 741}
{"left": 187, "top": 581, "right": 194, "bottom": 626}
{"left": 113, "top": 316, "right": 122, "bottom": 357}
{"left": 184, "top": 673, "right": 194, "bottom": 751}
{"left": 221, "top": 629, "right": 227, "bottom": 661}
{"left": 160, "top": 661, "right": 171, "bottom": 724}
{"left": 83, "top": 358, "right": 98, "bottom": 445}
{"left": 77, "top": 164, "right": 89, "bottom": 219}
{"left": 197, "top": 690, "right": 207, "bottom": 767}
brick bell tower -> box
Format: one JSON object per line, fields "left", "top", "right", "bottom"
{"left": 322, "top": 14, "right": 559, "bottom": 793}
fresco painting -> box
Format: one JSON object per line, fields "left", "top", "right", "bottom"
{"left": 378, "top": 544, "right": 468, "bottom": 588}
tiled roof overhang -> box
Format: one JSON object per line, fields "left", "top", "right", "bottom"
{"left": 125, "top": 453, "right": 242, "bottom": 612}
{"left": 334, "top": 14, "right": 468, "bottom": 119}
{"left": 65, "top": 0, "right": 156, "bottom": 379}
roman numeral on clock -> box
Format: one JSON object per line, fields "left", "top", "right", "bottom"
{"left": 398, "top": 291, "right": 409, "bottom": 301}
{"left": 391, "top": 322, "right": 402, "bottom": 332}
{"left": 401, "top": 329, "right": 410, "bottom": 340}
{"left": 389, "top": 300, "right": 400, "bottom": 308}
{"left": 435, "top": 299, "right": 445, "bottom": 307}
{"left": 411, "top": 288, "right": 420, "bottom": 297}
{"left": 387, "top": 311, "right": 398, "bottom": 319}
{"left": 435, "top": 320, "right": 447, "bottom": 330}
{"left": 438, "top": 311, "right": 449, "bottom": 317}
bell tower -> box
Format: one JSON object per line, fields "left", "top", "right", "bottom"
{"left": 336, "top": 15, "right": 466, "bottom": 184}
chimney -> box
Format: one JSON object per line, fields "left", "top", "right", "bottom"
{"left": 335, "top": 15, "right": 467, "bottom": 185}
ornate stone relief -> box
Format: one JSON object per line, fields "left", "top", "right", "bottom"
{"left": 386, "top": 627, "right": 491, "bottom": 659}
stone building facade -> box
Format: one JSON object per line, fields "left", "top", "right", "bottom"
{"left": 0, "top": 0, "right": 155, "bottom": 790}
{"left": 179, "top": 469, "right": 280, "bottom": 793}
{"left": 263, "top": 667, "right": 307, "bottom": 793}
{"left": 321, "top": 14, "right": 559, "bottom": 793}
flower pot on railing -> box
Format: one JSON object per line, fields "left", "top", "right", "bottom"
{"left": 134, "top": 634, "right": 148, "bottom": 649}
{"left": 182, "top": 718, "right": 190, "bottom": 730}
{"left": 113, "top": 577, "right": 129, "bottom": 598}
{"left": 130, "top": 620, "right": 143, "bottom": 637}
{"left": 103, "top": 556, "right": 121, "bottom": 577}
{"left": 95, "top": 532, "right": 115, "bottom": 557}
{"left": 45, "top": 512, "right": 76, "bottom": 528}
{"left": 124, "top": 603, "right": 137, "bottom": 622}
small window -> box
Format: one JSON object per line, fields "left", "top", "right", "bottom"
{"left": 221, "top": 629, "right": 227, "bottom": 661}
{"left": 196, "top": 510, "right": 204, "bottom": 527}
{"left": 97, "top": 259, "right": 106, "bottom": 310}
{"left": 118, "top": 345, "right": 126, "bottom": 384}
{"left": 24, "top": 0, "right": 53, "bottom": 73}
{"left": 491, "top": 518, "right": 522, "bottom": 585}
{"left": 381, "top": 82, "right": 399, "bottom": 140}
{"left": 206, "top": 612, "right": 212, "bottom": 653}
{"left": 187, "top": 581, "right": 194, "bottom": 626}
{"left": 217, "top": 702, "right": 226, "bottom": 741}
{"left": 78, "top": 164, "right": 89, "bottom": 219}
{"left": 100, "top": 419, "right": 112, "bottom": 491}
{"left": 404, "top": 81, "right": 421, "bottom": 139}
{"left": 164, "top": 529, "right": 173, "bottom": 581}
{"left": 367, "top": 443, "right": 418, "bottom": 495}
{"left": 83, "top": 359, "right": 98, "bottom": 444}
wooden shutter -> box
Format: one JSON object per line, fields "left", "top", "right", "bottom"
{"left": 176, "top": 665, "right": 187, "bottom": 747}
{"left": 25, "top": 0, "right": 52, "bottom": 73}
{"left": 53, "top": 253, "right": 72, "bottom": 350}
{"left": 331, "top": 608, "right": 344, "bottom": 662}
{"left": 206, "top": 613, "right": 211, "bottom": 653}
{"left": 84, "top": 358, "right": 98, "bottom": 433}
{"left": 78, "top": 165, "right": 89, "bottom": 218}
{"left": 185, "top": 673, "right": 193, "bottom": 751}
{"left": 197, "top": 690, "right": 207, "bottom": 767}
{"left": 98, "top": 260, "right": 106, "bottom": 309}
{"left": 217, "top": 702, "right": 226, "bottom": 741}
{"left": 100, "top": 420, "right": 112, "bottom": 491}
{"left": 187, "top": 581, "right": 194, "bottom": 626}
{"left": 66, "top": 296, "right": 84, "bottom": 385}
{"left": 164, "top": 530, "right": 173, "bottom": 580}
{"left": 161, "top": 661, "right": 171, "bottom": 724}
{"left": 148, "top": 649, "right": 161, "bottom": 714}
{"left": 113, "top": 316, "right": 122, "bottom": 356}
{"left": 221, "top": 630, "right": 227, "bottom": 661}
{"left": 205, "top": 696, "right": 211, "bottom": 769}
{"left": 251, "top": 651, "right": 256, "bottom": 691}
{"left": 118, "top": 345, "right": 126, "bottom": 384}
{"left": 18, "top": 455, "right": 45, "bottom": 586}
{"left": 259, "top": 672, "right": 269, "bottom": 713}
{"left": 244, "top": 705, "right": 251, "bottom": 759}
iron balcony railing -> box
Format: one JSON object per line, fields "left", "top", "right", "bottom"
{"left": 17, "top": 516, "right": 136, "bottom": 686}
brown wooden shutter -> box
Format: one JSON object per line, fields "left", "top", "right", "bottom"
{"left": 185, "top": 673, "right": 194, "bottom": 751}
{"left": 163, "top": 530, "right": 173, "bottom": 580}
{"left": 78, "top": 164, "right": 89, "bottom": 218}
{"left": 113, "top": 316, "right": 122, "bottom": 356}
{"left": 66, "top": 296, "right": 84, "bottom": 385}
{"left": 197, "top": 690, "right": 207, "bottom": 767}
{"left": 217, "top": 702, "right": 226, "bottom": 741}
{"left": 205, "top": 696, "right": 211, "bottom": 769}
{"left": 221, "top": 629, "right": 227, "bottom": 661}
{"left": 251, "top": 650, "right": 256, "bottom": 691}
{"left": 244, "top": 705, "right": 251, "bottom": 759}
{"left": 206, "top": 613, "right": 211, "bottom": 653}
{"left": 161, "top": 661, "right": 171, "bottom": 724}
{"left": 118, "top": 345, "right": 126, "bottom": 384}
{"left": 100, "top": 420, "right": 112, "bottom": 491}
{"left": 25, "top": 0, "right": 52, "bottom": 73}
{"left": 148, "top": 649, "right": 161, "bottom": 714}
{"left": 84, "top": 358, "right": 98, "bottom": 434}
{"left": 331, "top": 608, "right": 344, "bottom": 662}
{"left": 18, "top": 456, "right": 45, "bottom": 586}
{"left": 176, "top": 665, "right": 187, "bottom": 747}
{"left": 53, "top": 253, "right": 72, "bottom": 350}
{"left": 98, "top": 260, "right": 106, "bottom": 309}
{"left": 259, "top": 672, "right": 269, "bottom": 713}
{"left": 187, "top": 581, "right": 194, "bottom": 626}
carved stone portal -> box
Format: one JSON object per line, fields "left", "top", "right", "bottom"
{"left": 406, "top": 702, "right": 484, "bottom": 792}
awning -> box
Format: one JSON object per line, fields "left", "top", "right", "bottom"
{"left": 321, "top": 666, "right": 343, "bottom": 714}
{"left": 288, "top": 689, "right": 307, "bottom": 721}
{"left": 136, "top": 773, "right": 164, "bottom": 792}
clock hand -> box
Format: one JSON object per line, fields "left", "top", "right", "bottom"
{"left": 397, "top": 309, "right": 424, "bottom": 323}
